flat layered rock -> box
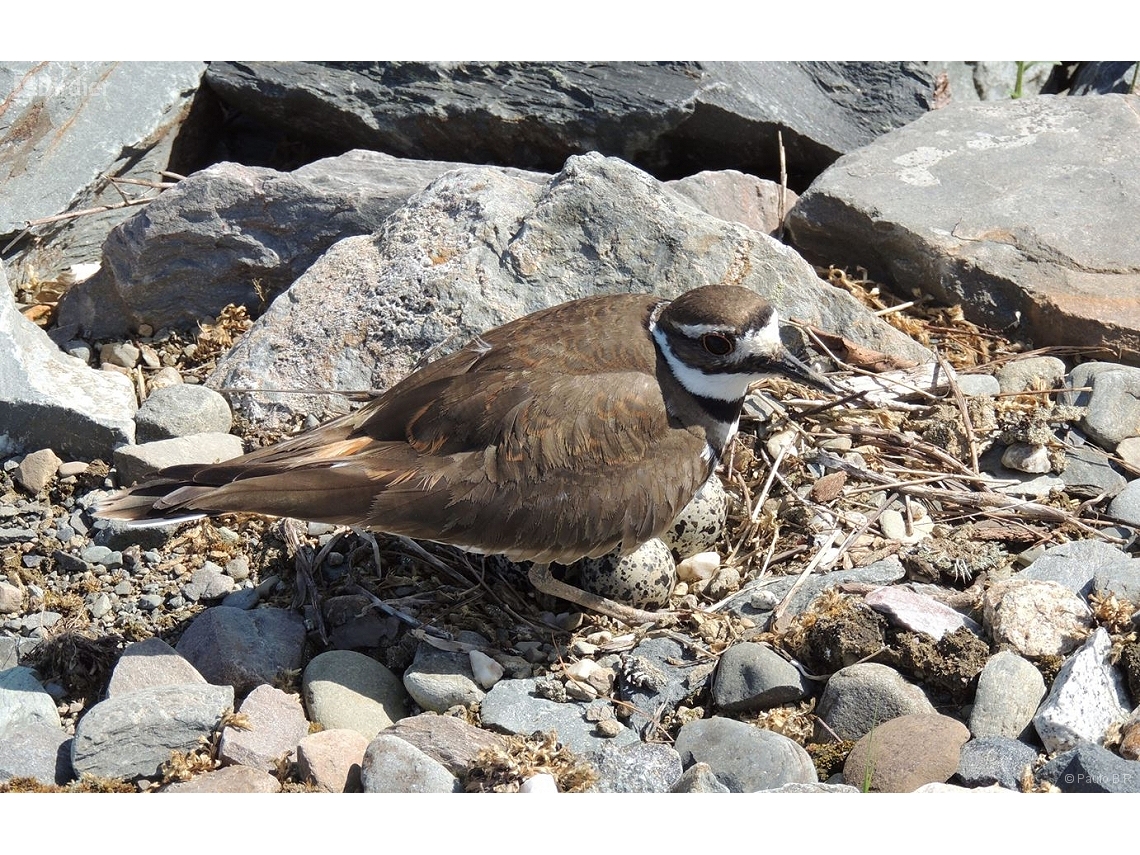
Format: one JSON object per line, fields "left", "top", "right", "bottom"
{"left": 790, "top": 94, "right": 1140, "bottom": 364}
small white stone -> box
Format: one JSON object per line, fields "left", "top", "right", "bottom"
{"left": 520, "top": 773, "right": 559, "bottom": 793}
{"left": 766, "top": 428, "right": 800, "bottom": 460}
{"left": 468, "top": 650, "right": 504, "bottom": 689}
{"left": 1001, "top": 443, "right": 1053, "bottom": 474}
{"left": 750, "top": 589, "right": 779, "bottom": 610}
{"left": 569, "top": 639, "right": 598, "bottom": 657}
{"left": 565, "top": 659, "right": 599, "bottom": 681}
{"left": 676, "top": 551, "right": 720, "bottom": 582}
{"left": 1033, "top": 627, "right": 1131, "bottom": 753}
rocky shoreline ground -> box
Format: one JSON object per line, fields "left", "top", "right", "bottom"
{"left": 3, "top": 62, "right": 1140, "bottom": 793}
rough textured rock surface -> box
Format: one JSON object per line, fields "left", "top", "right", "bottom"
{"left": 205, "top": 62, "right": 932, "bottom": 191}
{"left": 982, "top": 578, "right": 1093, "bottom": 657}
{"left": 174, "top": 606, "right": 307, "bottom": 697}
{"left": 71, "top": 683, "right": 234, "bottom": 780}
{"left": 207, "top": 153, "right": 931, "bottom": 427}
{"left": 0, "top": 62, "right": 205, "bottom": 234}
{"left": 789, "top": 94, "right": 1140, "bottom": 364}
{"left": 1, "top": 272, "right": 137, "bottom": 458}
{"left": 1033, "top": 628, "right": 1131, "bottom": 753}
{"left": 56, "top": 151, "right": 535, "bottom": 338}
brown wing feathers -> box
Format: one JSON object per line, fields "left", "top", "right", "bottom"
{"left": 96, "top": 293, "right": 713, "bottom": 562}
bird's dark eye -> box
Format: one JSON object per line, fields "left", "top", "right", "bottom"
{"left": 701, "top": 332, "right": 734, "bottom": 356}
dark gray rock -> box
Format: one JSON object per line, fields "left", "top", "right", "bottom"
{"left": 711, "top": 641, "right": 808, "bottom": 713}
{"left": 1059, "top": 439, "right": 1127, "bottom": 498}
{"left": 1021, "top": 539, "right": 1135, "bottom": 597}
{"left": 174, "top": 606, "right": 307, "bottom": 698}
{"left": 673, "top": 716, "right": 817, "bottom": 792}
{"left": 480, "top": 678, "right": 639, "bottom": 756}
{"left": 0, "top": 721, "right": 72, "bottom": 785}
{"left": 1063, "top": 362, "right": 1140, "bottom": 451}
{"left": 619, "top": 635, "right": 714, "bottom": 739}
{"left": 208, "top": 154, "right": 931, "bottom": 427}
{"left": 71, "top": 683, "right": 234, "bottom": 780}
{"left": 789, "top": 95, "right": 1140, "bottom": 365}
{"left": 815, "top": 662, "right": 934, "bottom": 741}
{"left": 401, "top": 642, "right": 484, "bottom": 713}
{"left": 1, "top": 271, "right": 136, "bottom": 459}
{"left": 956, "top": 736, "right": 1039, "bottom": 790}
{"left": 1108, "top": 479, "right": 1140, "bottom": 528}
{"left": 93, "top": 516, "right": 181, "bottom": 551}
{"left": 1038, "top": 742, "right": 1140, "bottom": 793}
{"left": 112, "top": 432, "right": 245, "bottom": 485}
{"left": 360, "top": 732, "right": 461, "bottom": 793}
{"left": 588, "top": 741, "right": 683, "bottom": 793}
{"left": 206, "top": 62, "right": 931, "bottom": 190}
{"left": 135, "top": 384, "right": 233, "bottom": 441}
{"left": 1069, "top": 62, "right": 1140, "bottom": 95}
{"left": 969, "top": 650, "right": 1046, "bottom": 740}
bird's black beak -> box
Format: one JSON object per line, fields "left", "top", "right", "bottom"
{"left": 776, "top": 347, "right": 838, "bottom": 394}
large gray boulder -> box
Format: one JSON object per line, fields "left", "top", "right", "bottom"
{"left": 208, "top": 153, "right": 933, "bottom": 426}
{"left": 1, "top": 264, "right": 136, "bottom": 458}
{"left": 0, "top": 62, "right": 206, "bottom": 291}
{"left": 789, "top": 94, "right": 1140, "bottom": 364}
{"left": 56, "top": 150, "right": 544, "bottom": 339}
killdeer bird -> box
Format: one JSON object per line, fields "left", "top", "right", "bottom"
{"left": 99, "top": 284, "right": 832, "bottom": 625}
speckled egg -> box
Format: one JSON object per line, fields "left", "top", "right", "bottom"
{"left": 661, "top": 476, "right": 728, "bottom": 559}
{"left": 576, "top": 538, "right": 677, "bottom": 610}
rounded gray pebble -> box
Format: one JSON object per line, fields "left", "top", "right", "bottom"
{"left": 135, "top": 384, "right": 234, "bottom": 442}
{"left": 712, "top": 641, "right": 808, "bottom": 713}
{"left": 360, "top": 732, "right": 461, "bottom": 792}
{"left": 969, "top": 650, "right": 1045, "bottom": 740}
{"left": 816, "top": 662, "right": 934, "bottom": 741}
{"left": 674, "top": 716, "right": 817, "bottom": 792}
